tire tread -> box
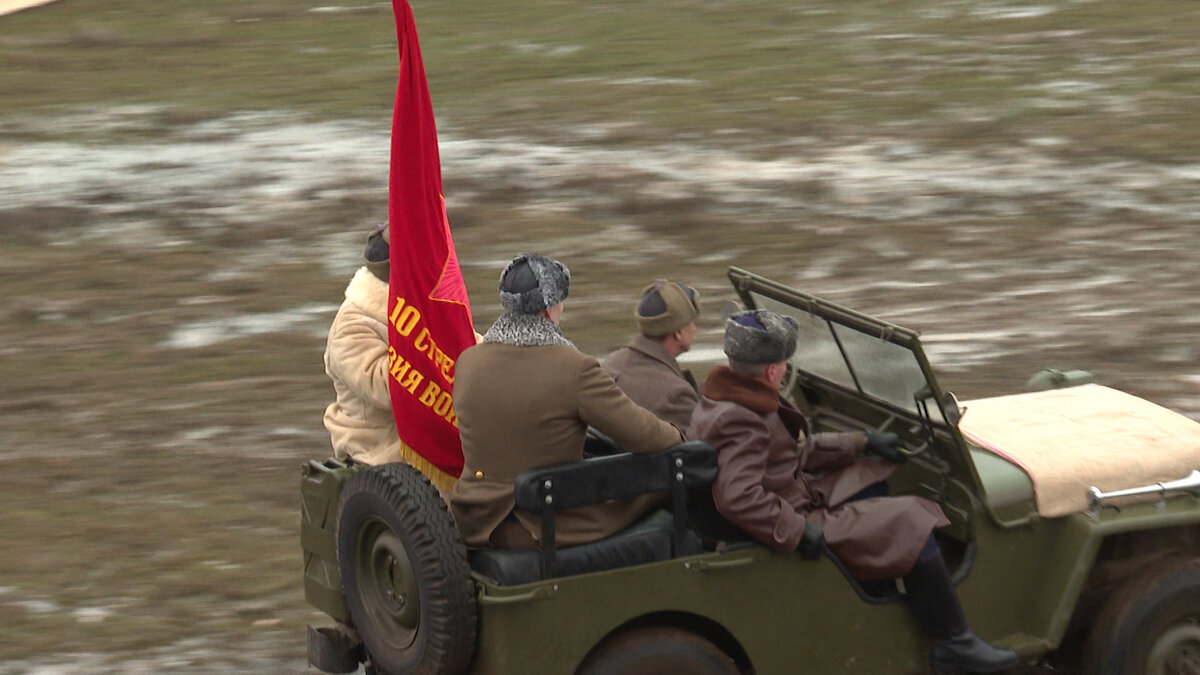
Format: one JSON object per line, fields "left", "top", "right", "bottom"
{"left": 1083, "top": 556, "right": 1200, "bottom": 675}
{"left": 337, "top": 463, "right": 477, "bottom": 675}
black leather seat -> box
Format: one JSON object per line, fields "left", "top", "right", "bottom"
{"left": 469, "top": 509, "right": 702, "bottom": 586}
{"left": 467, "top": 441, "right": 715, "bottom": 586}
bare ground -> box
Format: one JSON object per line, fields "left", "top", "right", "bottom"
{"left": 2, "top": 0, "right": 1199, "bottom": 671}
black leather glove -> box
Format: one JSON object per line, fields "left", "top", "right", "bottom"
{"left": 864, "top": 432, "right": 907, "bottom": 464}
{"left": 797, "top": 521, "right": 824, "bottom": 560}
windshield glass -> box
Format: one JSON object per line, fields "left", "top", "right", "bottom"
{"left": 748, "top": 291, "right": 943, "bottom": 421}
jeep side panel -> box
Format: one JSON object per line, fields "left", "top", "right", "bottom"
{"left": 471, "top": 548, "right": 929, "bottom": 674}
{"left": 932, "top": 481, "right": 1200, "bottom": 655}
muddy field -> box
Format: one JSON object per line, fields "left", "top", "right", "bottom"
{"left": 1, "top": 0, "right": 1198, "bottom": 672}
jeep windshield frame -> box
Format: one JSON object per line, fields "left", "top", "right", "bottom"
{"left": 726, "top": 267, "right": 948, "bottom": 427}
{"left": 724, "top": 266, "right": 1006, "bottom": 539}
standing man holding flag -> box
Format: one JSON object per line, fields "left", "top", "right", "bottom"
{"left": 322, "top": 223, "right": 413, "bottom": 468}
{"left": 314, "top": 7, "right": 481, "bottom": 675}
{"left": 380, "top": 0, "right": 477, "bottom": 494}
{"left": 322, "top": 0, "right": 476, "bottom": 496}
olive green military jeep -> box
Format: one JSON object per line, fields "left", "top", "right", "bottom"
{"left": 300, "top": 267, "right": 1200, "bottom": 674}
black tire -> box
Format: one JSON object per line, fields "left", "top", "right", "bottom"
{"left": 336, "top": 463, "right": 476, "bottom": 675}
{"left": 576, "top": 626, "right": 739, "bottom": 675}
{"left": 1084, "top": 556, "right": 1200, "bottom": 675}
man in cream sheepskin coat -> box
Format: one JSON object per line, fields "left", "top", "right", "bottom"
{"left": 322, "top": 225, "right": 411, "bottom": 466}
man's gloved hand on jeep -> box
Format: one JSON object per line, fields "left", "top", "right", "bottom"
{"left": 864, "top": 431, "right": 907, "bottom": 463}
{"left": 797, "top": 521, "right": 824, "bottom": 560}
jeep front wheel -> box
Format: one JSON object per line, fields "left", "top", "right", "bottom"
{"left": 1084, "top": 557, "right": 1200, "bottom": 675}
{"left": 576, "top": 626, "right": 739, "bottom": 675}
{"left": 336, "top": 463, "right": 476, "bottom": 675}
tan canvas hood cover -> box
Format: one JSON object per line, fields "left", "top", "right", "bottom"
{"left": 961, "top": 384, "right": 1200, "bottom": 517}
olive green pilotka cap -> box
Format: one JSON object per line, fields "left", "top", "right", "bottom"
{"left": 636, "top": 280, "right": 700, "bottom": 337}
{"left": 364, "top": 223, "right": 390, "bottom": 282}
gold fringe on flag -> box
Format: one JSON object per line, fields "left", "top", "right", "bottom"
{"left": 397, "top": 439, "right": 458, "bottom": 494}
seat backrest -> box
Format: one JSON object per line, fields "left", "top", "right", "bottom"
{"left": 514, "top": 440, "right": 716, "bottom": 512}
{"left": 512, "top": 441, "right": 716, "bottom": 577}
{"left": 684, "top": 483, "right": 757, "bottom": 547}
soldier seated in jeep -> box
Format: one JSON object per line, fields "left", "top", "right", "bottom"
{"left": 601, "top": 279, "right": 703, "bottom": 428}
{"left": 689, "top": 308, "right": 1020, "bottom": 674}
{"left": 448, "top": 254, "right": 686, "bottom": 550}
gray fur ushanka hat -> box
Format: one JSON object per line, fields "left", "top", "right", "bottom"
{"left": 724, "top": 309, "right": 799, "bottom": 364}
{"left": 499, "top": 254, "right": 570, "bottom": 314}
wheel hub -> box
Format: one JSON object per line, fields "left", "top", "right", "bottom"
{"left": 1149, "top": 620, "right": 1200, "bottom": 675}
{"left": 355, "top": 517, "right": 421, "bottom": 650}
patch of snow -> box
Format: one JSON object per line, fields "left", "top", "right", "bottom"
{"left": 160, "top": 303, "right": 337, "bottom": 349}
{"left": 677, "top": 346, "right": 726, "bottom": 364}
{"left": 72, "top": 607, "right": 113, "bottom": 624}
{"left": 4, "top": 109, "right": 1200, "bottom": 238}
{"left": 971, "top": 4, "right": 1059, "bottom": 20}
{"left": 12, "top": 598, "right": 61, "bottom": 614}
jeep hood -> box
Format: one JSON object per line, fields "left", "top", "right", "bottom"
{"left": 960, "top": 384, "right": 1200, "bottom": 517}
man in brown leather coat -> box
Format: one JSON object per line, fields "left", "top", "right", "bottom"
{"left": 688, "top": 309, "right": 1018, "bottom": 674}
{"left": 601, "top": 280, "right": 701, "bottom": 428}
{"left": 449, "top": 254, "right": 686, "bottom": 549}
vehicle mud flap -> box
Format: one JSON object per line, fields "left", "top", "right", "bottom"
{"left": 307, "top": 624, "right": 364, "bottom": 674}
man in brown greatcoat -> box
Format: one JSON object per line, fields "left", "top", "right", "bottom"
{"left": 602, "top": 280, "right": 701, "bottom": 429}
{"left": 688, "top": 309, "right": 1018, "bottom": 674}
{"left": 449, "top": 254, "right": 686, "bottom": 549}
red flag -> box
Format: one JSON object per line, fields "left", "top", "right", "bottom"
{"left": 386, "top": 0, "right": 474, "bottom": 492}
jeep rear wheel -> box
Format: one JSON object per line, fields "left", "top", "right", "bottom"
{"left": 336, "top": 463, "right": 476, "bottom": 675}
{"left": 576, "top": 626, "right": 739, "bottom": 675}
{"left": 1084, "top": 557, "right": 1200, "bottom": 675}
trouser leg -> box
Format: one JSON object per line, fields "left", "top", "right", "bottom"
{"left": 845, "top": 481, "right": 890, "bottom": 502}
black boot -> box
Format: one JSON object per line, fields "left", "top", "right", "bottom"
{"left": 928, "top": 631, "right": 1021, "bottom": 674}
{"left": 904, "top": 553, "right": 1019, "bottom": 674}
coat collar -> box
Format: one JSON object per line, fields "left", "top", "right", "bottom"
{"left": 344, "top": 266, "right": 388, "bottom": 323}
{"left": 627, "top": 334, "right": 684, "bottom": 375}
{"left": 700, "top": 366, "right": 809, "bottom": 438}
{"left": 482, "top": 312, "right": 576, "bottom": 348}
{"left": 700, "top": 365, "right": 779, "bottom": 414}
